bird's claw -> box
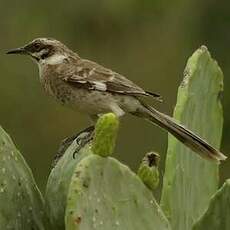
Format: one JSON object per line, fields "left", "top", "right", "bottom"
{"left": 52, "top": 126, "right": 95, "bottom": 167}
{"left": 72, "top": 130, "right": 94, "bottom": 159}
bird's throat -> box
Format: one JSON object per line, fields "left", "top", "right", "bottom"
{"left": 40, "top": 54, "right": 67, "bottom": 65}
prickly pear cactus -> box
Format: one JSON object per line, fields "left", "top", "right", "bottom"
{"left": 45, "top": 137, "right": 92, "bottom": 229}
{"left": 192, "top": 179, "right": 230, "bottom": 230}
{"left": 0, "top": 126, "right": 48, "bottom": 229}
{"left": 161, "top": 46, "right": 224, "bottom": 230}
{"left": 46, "top": 113, "right": 170, "bottom": 230}
{"left": 65, "top": 114, "right": 171, "bottom": 230}
{"left": 45, "top": 113, "right": 119, "bottom": 229}
{"left": 65, "top": 155, "right": 170, "bottom": 230}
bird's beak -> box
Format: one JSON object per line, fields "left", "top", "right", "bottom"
{"left": 6, "top": 47, "right": 27, "bottom": 55}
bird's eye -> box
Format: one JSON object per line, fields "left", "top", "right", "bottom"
{"left": 33, "top": 43, "right": 41, "bottom": 50}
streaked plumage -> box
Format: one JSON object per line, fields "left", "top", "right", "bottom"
{"left": 6, "top": 38, "right": 227, "bottom": 162}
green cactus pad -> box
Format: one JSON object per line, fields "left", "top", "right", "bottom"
{"left": 161, "top": 46, "right": 224, "bottom": 230}
{"left": 92, "top": 113, "right": 119, "bottom": 157}
{"left": 0, "top": 126, "right": 48, "bottom": 229}
{"left": 65, "top": 154, "right": 171, "bottom": 230}
{"left": 46, "top": 139, "right": 92, "bottom": 229}
{"left": 192, "top": 179, "right": 230, "bottom": 230}
{"left": 138, "top": 152, "right": 160, "bottom": 190}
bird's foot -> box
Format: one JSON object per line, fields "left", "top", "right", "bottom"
{"left": 73, "top": 127, "right": 95, "bottom": 159}
{"left": 52, "top": 126, "right": 94, "bottom": 167}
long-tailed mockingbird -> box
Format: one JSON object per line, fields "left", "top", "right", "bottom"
{"left": 6, "top": 38, "right": 227, "bottom": 162}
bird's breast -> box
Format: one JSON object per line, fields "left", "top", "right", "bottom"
{"left": 40, "top": 74, "right": 74, "bottom": 106}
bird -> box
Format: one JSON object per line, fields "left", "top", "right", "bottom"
{"left": 6, "top": 38, "right": 227, "bottom": 162}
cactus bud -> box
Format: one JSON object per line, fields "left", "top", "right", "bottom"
{"left": 92, "top": 113, "right": 119, "bottom": 157}
{"left": 138, "top": 152, "right": 160, "bottom": 190}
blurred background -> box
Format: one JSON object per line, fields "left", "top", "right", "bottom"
{"left": 0, "top": 0, "right": 229, "bottom": 194}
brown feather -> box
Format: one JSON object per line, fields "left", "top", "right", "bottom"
{"left": 61, "top": 59, "right": 162, "bottom": 101}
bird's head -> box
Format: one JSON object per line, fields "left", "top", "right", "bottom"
{"left": 6, "top": 38, "right": 78, "bottom": 64}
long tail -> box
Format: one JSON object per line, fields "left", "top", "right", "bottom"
{"left": 132, "top": 104, "right": 227, "bottom": 162}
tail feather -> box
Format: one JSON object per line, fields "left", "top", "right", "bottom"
{"left": 133, "top": 104, "right": 227, "bottom": 162}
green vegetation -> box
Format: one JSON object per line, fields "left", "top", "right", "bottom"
{"left": 193, "top": 179, "right": 230, "bottom": 230}
{"left": 65, "top": 154, "right": 170, "bottom": 230}
{"left": 45, "top": 141, "right": 91, "bottom": 229}
{"left": 161, "top": 46, "right": 224, "bottom": 230}
{"left": 92, "top": 113, "right": 119, "bottom": 157}
{"left": 0, "top": 126, "right": 48, "bottom": 229}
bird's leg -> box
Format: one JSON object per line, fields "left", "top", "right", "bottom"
{"left": 52, "top": 126, "right": 94, "bottom": 167}
{"left": 71, "top": 114, "right": 98, "bottom": 158}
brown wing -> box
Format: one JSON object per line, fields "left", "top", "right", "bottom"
{"left": 61, "top": 59, "right": 162, "bottom": 101}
